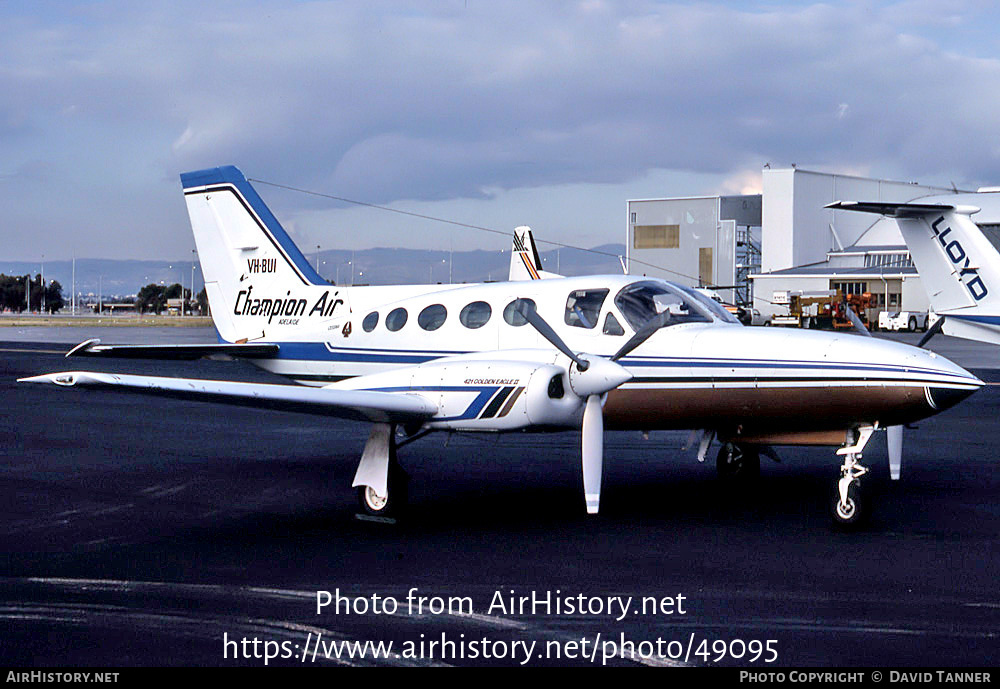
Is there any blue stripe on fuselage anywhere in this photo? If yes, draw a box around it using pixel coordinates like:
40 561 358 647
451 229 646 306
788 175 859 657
266 343 970 380
946 314 1000 326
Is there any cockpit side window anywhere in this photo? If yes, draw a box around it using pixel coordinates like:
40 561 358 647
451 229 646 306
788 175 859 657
603 312 625 336
564 289 609 329
614 281 712 331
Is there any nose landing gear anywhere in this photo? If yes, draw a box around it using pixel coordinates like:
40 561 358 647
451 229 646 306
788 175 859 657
831 426 874 529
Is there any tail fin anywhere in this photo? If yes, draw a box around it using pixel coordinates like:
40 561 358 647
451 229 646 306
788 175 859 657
828 201 1000 344
508 226 562 281
181 166 338 342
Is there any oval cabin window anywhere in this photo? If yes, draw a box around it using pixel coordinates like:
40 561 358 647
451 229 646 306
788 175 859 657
386 307 408 332
418 304 447 331
459 301 492 329
503 298 536 327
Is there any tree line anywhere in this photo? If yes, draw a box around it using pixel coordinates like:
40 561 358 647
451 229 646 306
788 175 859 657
0 274 208 315
0 274 63 313
135 283 208 315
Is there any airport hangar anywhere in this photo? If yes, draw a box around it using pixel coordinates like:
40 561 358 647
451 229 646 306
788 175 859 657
625 166 1000 324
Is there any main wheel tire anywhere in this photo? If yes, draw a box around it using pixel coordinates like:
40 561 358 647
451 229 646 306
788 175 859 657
357 464 409 518
831 483 864 529
716 443 761 481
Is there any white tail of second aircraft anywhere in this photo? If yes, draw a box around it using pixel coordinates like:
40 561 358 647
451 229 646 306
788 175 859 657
508 225 562 281
181 166 348 343
828 201 1000 344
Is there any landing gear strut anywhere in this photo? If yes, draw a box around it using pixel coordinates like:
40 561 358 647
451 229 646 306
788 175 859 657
831 426 873 529
353 423 409 519
716 443 760 481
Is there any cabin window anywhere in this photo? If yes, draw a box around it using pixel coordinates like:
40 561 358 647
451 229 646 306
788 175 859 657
564 289 609 329
503 298 536 326
386 307 408 332
362 311 379 332
418 304 447 331
603 312 625 336
460 301 492 329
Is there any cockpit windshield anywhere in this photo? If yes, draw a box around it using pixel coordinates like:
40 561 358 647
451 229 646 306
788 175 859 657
679 286 742 324
614 281 714 331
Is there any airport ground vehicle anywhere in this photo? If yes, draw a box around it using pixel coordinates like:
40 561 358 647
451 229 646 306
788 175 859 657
877 311 929 332
769 290 872 330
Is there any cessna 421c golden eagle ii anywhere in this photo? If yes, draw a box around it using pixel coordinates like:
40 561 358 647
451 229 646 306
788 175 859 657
20 166 983 528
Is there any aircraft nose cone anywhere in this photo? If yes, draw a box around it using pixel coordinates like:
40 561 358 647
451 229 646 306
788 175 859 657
926 383 981 412
901 343 983 412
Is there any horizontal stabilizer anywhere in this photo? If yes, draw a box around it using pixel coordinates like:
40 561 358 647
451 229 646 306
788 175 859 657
825 201 966 217
66 339 279 360
18 371 436 423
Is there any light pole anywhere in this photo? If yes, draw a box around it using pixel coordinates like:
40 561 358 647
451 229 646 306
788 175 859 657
192 249 199 316
337 260 351 286
316 245 321 272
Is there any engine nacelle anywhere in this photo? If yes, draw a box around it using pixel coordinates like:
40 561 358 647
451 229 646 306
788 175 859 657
407 359 584 431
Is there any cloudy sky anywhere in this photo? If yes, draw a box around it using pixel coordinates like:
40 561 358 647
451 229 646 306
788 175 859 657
3 0 1000 261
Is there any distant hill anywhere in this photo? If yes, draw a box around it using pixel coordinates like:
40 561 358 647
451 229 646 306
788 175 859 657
0 244 627 300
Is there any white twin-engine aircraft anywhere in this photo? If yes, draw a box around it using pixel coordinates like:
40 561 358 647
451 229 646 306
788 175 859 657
20 167 983 528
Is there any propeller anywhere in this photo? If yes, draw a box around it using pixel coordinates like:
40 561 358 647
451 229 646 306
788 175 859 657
840 299 905 479
887 424 903 480
516 299 666 514
611 311 672 361
918 316 945 348
842 298 871 337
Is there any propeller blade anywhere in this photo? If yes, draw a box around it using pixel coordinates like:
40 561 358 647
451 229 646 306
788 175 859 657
917 316 945 348
611 311 672 361
843 299 871 337
516 299 589 371
581 394 603 514
887 425 902 480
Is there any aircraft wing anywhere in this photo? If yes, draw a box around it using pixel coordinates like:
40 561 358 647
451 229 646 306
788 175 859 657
18 371 436 423
65 339 280 360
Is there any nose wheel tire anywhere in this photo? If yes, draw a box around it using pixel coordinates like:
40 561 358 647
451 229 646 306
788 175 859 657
831 483 865 529
716 443 760 481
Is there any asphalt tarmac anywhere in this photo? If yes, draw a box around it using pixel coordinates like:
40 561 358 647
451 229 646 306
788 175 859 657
1 334 998 667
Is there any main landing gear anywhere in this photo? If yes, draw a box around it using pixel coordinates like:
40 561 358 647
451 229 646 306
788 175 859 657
353 423 409 520
716 442 761 481
831 426 873 529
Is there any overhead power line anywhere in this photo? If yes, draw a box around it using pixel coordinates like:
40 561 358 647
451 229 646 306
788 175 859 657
247 177 700 282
